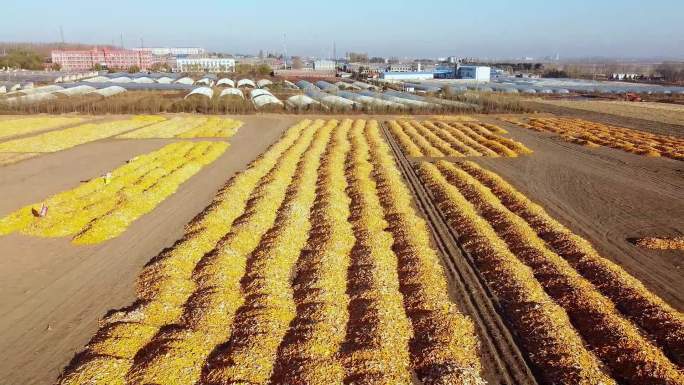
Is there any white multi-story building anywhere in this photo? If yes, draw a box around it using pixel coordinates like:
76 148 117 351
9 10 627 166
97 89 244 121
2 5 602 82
458 65 491 81
176 57 235 72
313 60 335 71
132 47 206 56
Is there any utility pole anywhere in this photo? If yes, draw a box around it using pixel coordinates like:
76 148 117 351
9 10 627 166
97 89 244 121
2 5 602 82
140 37 144 49
120 33 124 49
59 26 65 45
333 41 336 71
282 33 288 69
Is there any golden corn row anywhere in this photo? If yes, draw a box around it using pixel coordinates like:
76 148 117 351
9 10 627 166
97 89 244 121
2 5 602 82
416 162 616 385
177 117 243 139
341 119 413 384
0 142 227 244
407 119 463 156
456 160 684 368
446 122 519 157
509 117 684 160
422 120 482 156
463 122 532 154
397 119 445 157
123 120 322 385
476 121 508 135
0 116 86 140
433 121 499 156
117 116 208 139
270 120 354 385
0 115 165 153
437 161 683 385
55 120 316 385
2 142 198 237
365 122 485 384
201 120 336 385
387 119 423 157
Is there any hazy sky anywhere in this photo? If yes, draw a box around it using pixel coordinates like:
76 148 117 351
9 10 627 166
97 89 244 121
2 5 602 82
2 0 683 59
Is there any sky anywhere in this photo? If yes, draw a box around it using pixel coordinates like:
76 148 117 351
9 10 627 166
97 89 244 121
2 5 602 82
1 0 683 59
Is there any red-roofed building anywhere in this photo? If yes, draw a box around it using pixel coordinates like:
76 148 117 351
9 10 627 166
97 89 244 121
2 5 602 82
51 48 152 71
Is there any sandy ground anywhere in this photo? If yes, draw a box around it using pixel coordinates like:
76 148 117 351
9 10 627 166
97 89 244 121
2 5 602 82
0 115 299 385
478 116 684 308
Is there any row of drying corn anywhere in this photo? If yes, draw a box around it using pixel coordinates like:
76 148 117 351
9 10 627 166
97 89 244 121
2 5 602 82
0 116 87 140
437 160 683 385
177 116 243 138
364 122 485 384
56 120 315 385
456 160 684 368
388 119 531 158
419 160 684 385
503 116 683 160
0 141 227 244
418 161 618 385
0 115 165 153
118 116 242 139
341 119 414 384
270 119 355 384
202 120 336 385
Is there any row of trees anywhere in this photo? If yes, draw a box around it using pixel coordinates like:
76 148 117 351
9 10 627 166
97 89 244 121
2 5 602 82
0 48 46 70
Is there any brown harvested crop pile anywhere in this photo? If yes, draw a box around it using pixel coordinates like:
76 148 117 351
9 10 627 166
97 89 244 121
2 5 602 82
387 118 532 158
502 116 684 160
418 158 684 385
56 119 484 385
634 236 684 250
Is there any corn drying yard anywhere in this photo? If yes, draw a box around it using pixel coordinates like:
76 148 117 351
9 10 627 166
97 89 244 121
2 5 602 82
0 109 682 385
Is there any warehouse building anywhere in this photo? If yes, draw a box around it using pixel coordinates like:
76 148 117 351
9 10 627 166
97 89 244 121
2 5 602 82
313 60 336 71
380 71 434 81
51 48 152 71
132 47 205 56
458 65 491 81
176 57 235 72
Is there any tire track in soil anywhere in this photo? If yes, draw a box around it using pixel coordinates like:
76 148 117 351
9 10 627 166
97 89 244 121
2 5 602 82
380 121 539 385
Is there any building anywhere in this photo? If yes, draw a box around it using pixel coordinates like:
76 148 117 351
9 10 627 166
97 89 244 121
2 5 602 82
51 48 152 71
132 47 205 56
387 63 422 72
313 60 335 71
380 71 434 81
176 57 235 72
458 65 491 81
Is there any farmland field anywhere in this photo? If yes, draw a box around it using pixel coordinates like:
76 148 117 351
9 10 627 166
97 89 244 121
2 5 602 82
0 112 682 385
533 99 684 127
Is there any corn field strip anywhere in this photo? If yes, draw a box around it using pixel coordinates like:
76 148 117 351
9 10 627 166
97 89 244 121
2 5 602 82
57 120 315 385
0 141 228 244
455 160 684 368
380 121 539 385
0 116 88 140
116 117 242 139
387 119 532 159
0 115 166 153
57 119 484 385
435 160 683 385
418 161 618 385
502 116 684 160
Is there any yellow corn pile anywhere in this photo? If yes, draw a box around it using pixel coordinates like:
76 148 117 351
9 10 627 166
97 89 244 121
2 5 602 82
0 115 165 153
57 119 485 385
387 118 532 158
118 116 242 139
0 116 87 140
0 141 227 244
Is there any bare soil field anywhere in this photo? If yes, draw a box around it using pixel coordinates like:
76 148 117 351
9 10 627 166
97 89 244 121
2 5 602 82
0 115 298 385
